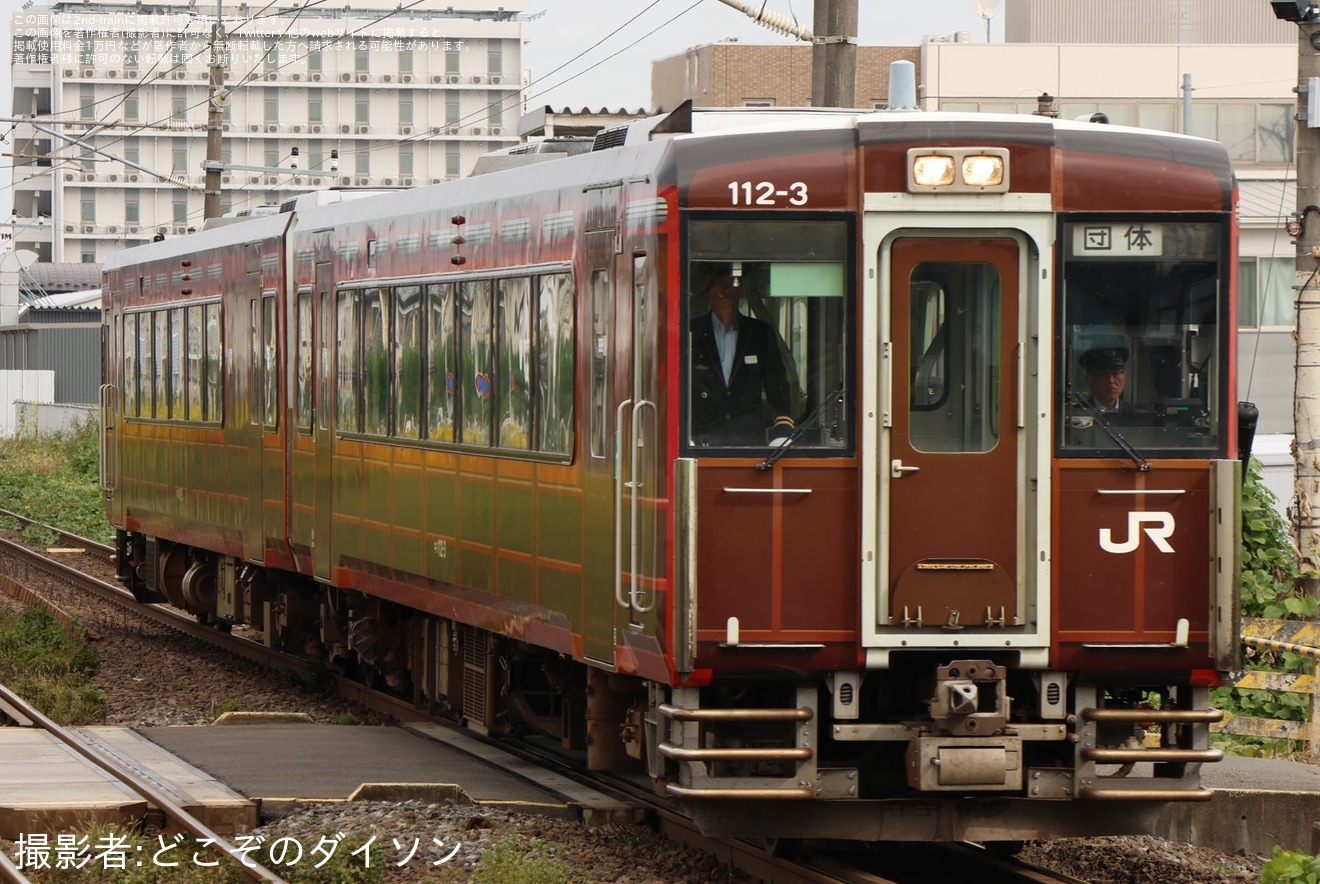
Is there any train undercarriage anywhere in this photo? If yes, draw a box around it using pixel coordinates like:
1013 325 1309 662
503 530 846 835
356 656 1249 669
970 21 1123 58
118 530 1225 842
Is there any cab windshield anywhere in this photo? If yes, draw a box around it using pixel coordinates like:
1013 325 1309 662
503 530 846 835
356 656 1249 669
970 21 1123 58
1058 218 1226 457
685 218 852 453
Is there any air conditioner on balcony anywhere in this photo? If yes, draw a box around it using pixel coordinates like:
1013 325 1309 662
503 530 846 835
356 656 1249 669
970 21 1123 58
222 175 231 184
471 75 483 83
222 123 231 131
64 224 74 232
430 178 442 185
108 70 117 78
401 74 413 83
108 225 118 233
200 72 209 80
401 177 413 187
128 225 139 233
341 176 352 186
267 72 280 81
357 73 368 82
63 69 75 77
251 175 262 183
310 73 322 81
340 124 352 133
472 127 482 135
341 73 352 82
126 69 138 78
382 74 392 82
356 177 369 186
83 69 94 78
356 125 369 134
249 124 260 132
291 73 301 81
84 173 94 181
447 127 459 135
432 75 443 83
400 126 412 135
383 178 394 186
292 124 302 133
448 74 460 84
128 173 139 182
173 70 186 79
266 176 279 185
108 174 118 181
491 76 502 84
490 127 501 135
266 124 278 132
82 224 94 233
174 226 187 235
63 173 74 181
310 124 322 133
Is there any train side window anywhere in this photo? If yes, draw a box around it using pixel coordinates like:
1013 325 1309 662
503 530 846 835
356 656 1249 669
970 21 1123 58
426 282 457 442
249 300 259 426
186 305 203 422
336 290 360 433
498 276 532 450
589 269 609 458
459 278 493 446
394 285 422 440
138 311 153 419
362 287 389 436
295 289 313 432
123 314 138 418
537 272 574 455
205 303 222 423
155 310 169 420
170 307 184 420
262 293 278 430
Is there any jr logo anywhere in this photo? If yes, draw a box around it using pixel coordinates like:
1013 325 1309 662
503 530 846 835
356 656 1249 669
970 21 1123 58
1099 511 1176 554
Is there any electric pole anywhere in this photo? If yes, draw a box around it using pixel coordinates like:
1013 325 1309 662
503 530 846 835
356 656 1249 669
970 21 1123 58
811 0 858 108
203 2 227 220
1275 1 1320 574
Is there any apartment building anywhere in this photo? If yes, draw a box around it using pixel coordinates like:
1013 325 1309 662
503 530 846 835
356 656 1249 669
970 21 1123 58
9 0 525 263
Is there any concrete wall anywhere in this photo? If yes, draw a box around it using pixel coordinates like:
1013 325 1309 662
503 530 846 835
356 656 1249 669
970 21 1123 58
0 370 54 437
13 401 95 437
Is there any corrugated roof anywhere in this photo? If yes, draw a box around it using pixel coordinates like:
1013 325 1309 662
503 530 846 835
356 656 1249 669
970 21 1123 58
1239 179 1293 224
23 263 102 294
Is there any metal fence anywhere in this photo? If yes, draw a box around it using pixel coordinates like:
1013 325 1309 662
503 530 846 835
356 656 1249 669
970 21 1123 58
1213 617 1320 757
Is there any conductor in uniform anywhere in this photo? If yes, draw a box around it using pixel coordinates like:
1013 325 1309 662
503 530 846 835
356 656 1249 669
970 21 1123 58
1081 346 1133 416
689 265 796 446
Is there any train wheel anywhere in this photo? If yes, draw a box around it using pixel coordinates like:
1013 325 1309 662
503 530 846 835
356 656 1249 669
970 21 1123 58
984 840 1025 858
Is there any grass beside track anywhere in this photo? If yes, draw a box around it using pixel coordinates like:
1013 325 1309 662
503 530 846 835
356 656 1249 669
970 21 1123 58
0 608 104 725
0 418 113 547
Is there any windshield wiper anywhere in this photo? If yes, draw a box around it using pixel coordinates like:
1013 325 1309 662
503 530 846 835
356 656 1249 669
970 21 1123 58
756 386 844 471
1069 391 1151 472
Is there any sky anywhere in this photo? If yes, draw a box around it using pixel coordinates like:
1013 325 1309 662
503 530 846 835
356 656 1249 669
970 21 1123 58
519 0 1002 110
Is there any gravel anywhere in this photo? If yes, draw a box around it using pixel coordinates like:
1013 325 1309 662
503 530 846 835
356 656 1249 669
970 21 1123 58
0 534 1276 882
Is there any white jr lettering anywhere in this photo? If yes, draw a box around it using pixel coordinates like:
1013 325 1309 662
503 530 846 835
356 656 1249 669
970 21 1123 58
1099 511 1175 554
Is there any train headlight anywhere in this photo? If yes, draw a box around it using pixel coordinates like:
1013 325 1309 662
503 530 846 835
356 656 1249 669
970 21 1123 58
961 154 1005 187
907 148 1010 193
912 155 956 187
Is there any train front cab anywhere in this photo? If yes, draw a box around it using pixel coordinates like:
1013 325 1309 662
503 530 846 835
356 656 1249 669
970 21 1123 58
657 125 1238 843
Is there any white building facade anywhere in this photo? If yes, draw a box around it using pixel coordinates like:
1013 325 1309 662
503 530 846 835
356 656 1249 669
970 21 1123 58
10 0 525 264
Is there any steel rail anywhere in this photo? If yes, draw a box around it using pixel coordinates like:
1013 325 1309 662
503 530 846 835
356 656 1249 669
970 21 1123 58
0 507 115 558
0 683 286 883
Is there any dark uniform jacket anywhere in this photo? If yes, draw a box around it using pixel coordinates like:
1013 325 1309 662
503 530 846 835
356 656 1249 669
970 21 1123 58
690 311 793 445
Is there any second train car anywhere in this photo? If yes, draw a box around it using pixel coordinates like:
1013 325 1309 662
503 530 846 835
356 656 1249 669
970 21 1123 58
101 101 1240 843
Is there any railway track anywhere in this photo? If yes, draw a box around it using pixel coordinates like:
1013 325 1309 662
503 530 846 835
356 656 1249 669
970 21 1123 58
0 517 1088 884
0 683 286 883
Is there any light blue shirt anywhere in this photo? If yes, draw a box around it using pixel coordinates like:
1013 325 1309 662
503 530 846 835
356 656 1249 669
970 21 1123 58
710 312 738 385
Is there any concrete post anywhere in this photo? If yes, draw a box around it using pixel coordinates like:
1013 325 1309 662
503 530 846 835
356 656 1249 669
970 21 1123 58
1295 21 1320 574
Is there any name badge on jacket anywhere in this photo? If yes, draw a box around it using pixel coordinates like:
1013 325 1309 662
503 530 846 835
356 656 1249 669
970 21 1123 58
744 354 758 365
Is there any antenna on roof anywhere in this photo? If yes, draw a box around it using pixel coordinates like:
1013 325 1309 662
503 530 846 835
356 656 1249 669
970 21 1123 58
973 0 1001 42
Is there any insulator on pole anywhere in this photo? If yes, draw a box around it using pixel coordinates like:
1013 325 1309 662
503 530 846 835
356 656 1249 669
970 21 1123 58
713 0 814 42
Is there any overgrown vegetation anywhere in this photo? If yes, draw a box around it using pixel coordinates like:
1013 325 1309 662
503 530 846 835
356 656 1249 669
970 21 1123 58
1263 845 1320 883
0 608 104 725
0 417 113 545
454 836 578 884
1210 457 1316 757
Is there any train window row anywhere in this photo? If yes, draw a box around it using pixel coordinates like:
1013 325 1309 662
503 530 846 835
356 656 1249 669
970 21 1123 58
120 302 223 423
323 269 575 455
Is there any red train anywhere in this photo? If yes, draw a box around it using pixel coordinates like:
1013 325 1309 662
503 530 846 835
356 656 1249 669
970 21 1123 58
101 101 1240 845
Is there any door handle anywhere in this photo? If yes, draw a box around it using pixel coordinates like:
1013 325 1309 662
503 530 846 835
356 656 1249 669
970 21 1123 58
891 459 920 478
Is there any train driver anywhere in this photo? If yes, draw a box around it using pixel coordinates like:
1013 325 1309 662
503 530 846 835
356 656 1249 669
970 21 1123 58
1080 346 1134 417
689 264 796 446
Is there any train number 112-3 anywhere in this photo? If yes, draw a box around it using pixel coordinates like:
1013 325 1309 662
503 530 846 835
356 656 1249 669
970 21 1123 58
727 180 809 206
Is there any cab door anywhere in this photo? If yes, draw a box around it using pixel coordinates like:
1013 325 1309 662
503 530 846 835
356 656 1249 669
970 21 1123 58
885 238 1021 629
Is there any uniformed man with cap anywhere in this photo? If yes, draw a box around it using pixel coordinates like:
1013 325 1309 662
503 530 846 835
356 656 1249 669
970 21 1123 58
1081 346 1132 415
689 264 795 446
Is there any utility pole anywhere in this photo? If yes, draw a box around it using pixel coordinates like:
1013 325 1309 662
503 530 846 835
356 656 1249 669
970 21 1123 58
1273 1 1320 573
203 1 227 220
810 0 858 108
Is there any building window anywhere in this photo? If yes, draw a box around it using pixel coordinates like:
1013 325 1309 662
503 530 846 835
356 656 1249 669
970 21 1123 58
446 150 460 177
1239 256 1295 328
308 47 322 72
125 96 138 120
125 141 139 166
308 94 322 123
356 150 370 176
79 39 94 66
446 100 460 126
488 102 502 127
399 146 413 176
487 47 502 75
126 194 140 224
742 98 775 107
356 98 369 124
264 89 278 123
80 149 94 171
445 49 460 74
265 40 278 71
124 41 138 68
355 48 369 73
264 149 279 170
399 98 413 126
172 96 186 121
80 86 94 120
173 194 187 224
81 199 95 222
172 148 186 175
399 49 413 73
82 252 96 264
